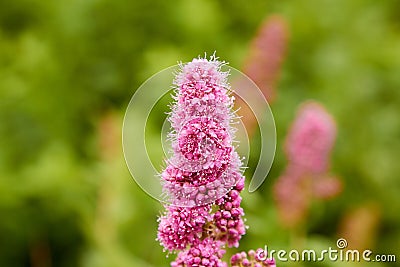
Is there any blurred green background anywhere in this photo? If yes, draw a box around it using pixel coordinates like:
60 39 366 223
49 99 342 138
1 0 399 266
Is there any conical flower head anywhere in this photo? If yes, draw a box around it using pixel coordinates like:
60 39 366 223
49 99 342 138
162 56 243 207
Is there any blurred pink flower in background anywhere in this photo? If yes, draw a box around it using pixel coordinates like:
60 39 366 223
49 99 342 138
284 102 337 174
243 15 289 103
237 15 289 136
274 101 342 228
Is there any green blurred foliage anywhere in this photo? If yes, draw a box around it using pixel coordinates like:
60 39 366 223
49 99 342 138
0 0 399 266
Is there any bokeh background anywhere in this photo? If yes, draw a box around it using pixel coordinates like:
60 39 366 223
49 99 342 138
1 0 399 266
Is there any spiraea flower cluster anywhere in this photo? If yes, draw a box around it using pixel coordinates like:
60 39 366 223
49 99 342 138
231 249 276 267
161 56 242 208
172 238 227 267
274 101 342 227
157 55 274 266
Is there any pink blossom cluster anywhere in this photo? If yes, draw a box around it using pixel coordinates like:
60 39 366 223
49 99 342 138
172 238 227 267
157 205 211 251
162 56 243 207
231 249 276 267
211 177 246 248
157 56 275 266
274 101 342 227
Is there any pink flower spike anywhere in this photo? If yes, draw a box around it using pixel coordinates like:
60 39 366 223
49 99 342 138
243 15 289 103
285 101 337 173
274 100 342 228
157 54 275 266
